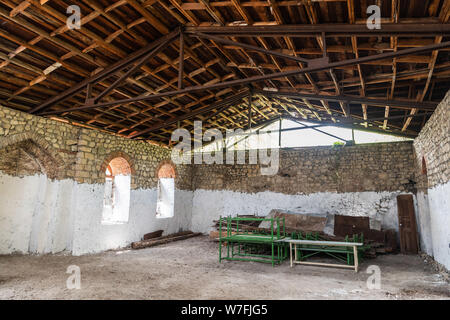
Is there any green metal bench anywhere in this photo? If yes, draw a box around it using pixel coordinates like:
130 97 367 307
218 216 289 266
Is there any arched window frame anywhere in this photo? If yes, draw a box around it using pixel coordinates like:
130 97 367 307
101 154 133 225
155 160 176 219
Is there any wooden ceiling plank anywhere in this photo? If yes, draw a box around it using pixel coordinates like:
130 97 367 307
198 0 225 25
1 0 449 139
125 0 169 34
384 0 400 130
304 3 335 120
402 0 450 132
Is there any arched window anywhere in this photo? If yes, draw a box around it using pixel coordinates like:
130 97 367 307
156 162 176 219
102 157 131 224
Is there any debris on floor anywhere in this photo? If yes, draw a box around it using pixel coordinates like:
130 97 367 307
131 231 201 249
143 230 163 240
334 215 398 257
211 215 263 240
421 253 450 282
260 209 327 233
1 237 448 300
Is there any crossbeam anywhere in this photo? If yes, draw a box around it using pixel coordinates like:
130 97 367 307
128 90 249 138
289 118 348 142
38 40 450 116
192 32 311 64
93 35 174 103
29 29 180 114
185 23 450 37
257 90 437 111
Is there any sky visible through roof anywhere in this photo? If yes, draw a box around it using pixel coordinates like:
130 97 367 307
199 119 411 152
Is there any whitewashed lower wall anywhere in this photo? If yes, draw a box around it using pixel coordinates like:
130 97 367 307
71 184 193 255
2 172 445 264
0 173 75 254
415 191 434 256
0 172 193 255
191 189 407 234
427 181 450 270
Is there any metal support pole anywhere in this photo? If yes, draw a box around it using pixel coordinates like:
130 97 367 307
290 118 348 142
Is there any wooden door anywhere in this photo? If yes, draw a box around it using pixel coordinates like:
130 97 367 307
397 195 419 254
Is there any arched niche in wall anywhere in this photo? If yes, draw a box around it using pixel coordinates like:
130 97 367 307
0 132 64 179
0 133 65 254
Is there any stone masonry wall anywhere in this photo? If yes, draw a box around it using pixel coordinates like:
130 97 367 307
0 105 193 255
0 105 192 190
0 99 445 259
0 104 417 201
414 90 450 189
413 90 450 270
192 142 416 195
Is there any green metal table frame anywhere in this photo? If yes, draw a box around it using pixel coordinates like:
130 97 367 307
218 216 289 266
218 218 369 270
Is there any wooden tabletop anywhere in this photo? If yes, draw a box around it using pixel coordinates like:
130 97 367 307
283 239 363 246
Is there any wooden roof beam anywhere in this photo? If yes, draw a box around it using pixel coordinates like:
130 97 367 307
39 39 450 115
402 0 450 132
384 0 400 130
185 23 450 37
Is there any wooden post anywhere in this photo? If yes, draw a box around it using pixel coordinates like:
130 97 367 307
247 90 252 130
85 83 92 104
294 243 297 262
353 245 359 272
178 30 184 89
278 117 282 147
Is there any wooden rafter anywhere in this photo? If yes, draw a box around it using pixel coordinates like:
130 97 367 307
0 0 448 144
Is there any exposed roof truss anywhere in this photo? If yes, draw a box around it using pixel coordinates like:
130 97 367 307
0 0 449 145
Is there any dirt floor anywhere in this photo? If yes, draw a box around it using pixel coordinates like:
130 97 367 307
0 236 448 300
